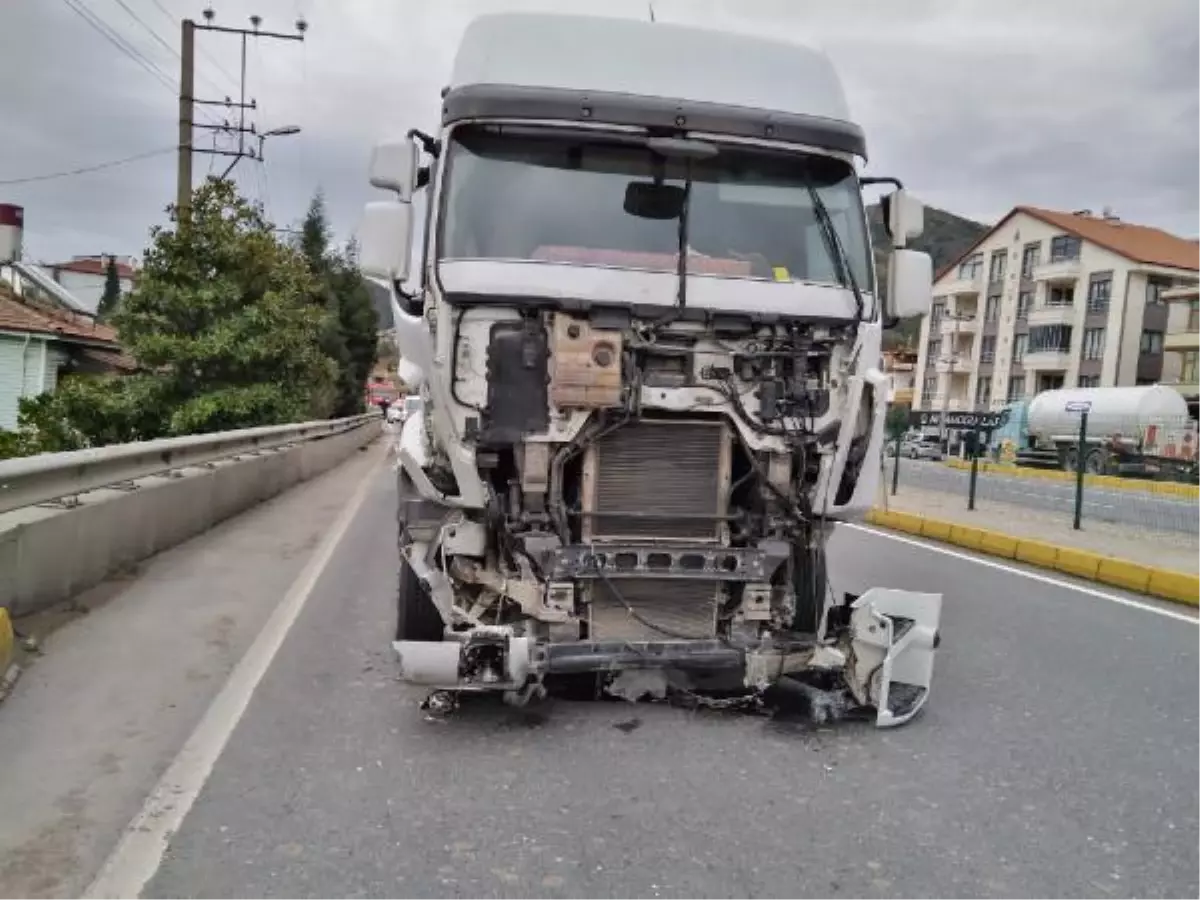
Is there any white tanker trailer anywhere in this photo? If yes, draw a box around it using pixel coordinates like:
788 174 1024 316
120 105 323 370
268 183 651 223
1013 386 1198 480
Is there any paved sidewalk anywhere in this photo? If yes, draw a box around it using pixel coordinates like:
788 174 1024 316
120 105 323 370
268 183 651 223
878 484 1199 575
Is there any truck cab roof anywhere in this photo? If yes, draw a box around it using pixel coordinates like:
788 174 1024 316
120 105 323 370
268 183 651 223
446 13 865 159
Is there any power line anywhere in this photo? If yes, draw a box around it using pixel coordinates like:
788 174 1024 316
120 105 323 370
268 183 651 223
122 0 241 93
60 0 176 94
0 147 175 186
60 0 220 125
108 0 180 63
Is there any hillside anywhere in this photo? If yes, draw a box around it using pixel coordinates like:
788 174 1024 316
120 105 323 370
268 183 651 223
867 203 990 349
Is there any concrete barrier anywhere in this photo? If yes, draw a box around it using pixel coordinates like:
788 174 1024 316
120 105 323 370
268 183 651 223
865 506 1199 608
0 420 380 618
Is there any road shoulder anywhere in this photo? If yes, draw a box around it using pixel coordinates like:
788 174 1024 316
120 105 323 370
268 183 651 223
0 441 385 899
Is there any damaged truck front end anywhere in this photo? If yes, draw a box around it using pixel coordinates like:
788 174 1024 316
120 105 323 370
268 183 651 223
359 13 942 727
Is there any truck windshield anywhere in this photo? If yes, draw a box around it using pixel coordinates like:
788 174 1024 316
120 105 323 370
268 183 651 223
439 126 872 289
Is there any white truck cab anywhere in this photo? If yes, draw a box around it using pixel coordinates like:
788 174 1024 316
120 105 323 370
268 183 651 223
359 13 942 725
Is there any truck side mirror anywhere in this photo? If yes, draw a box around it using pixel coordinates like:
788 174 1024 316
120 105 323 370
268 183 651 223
369 138 419 201
887 248 933 319
358 200 413 283
881 189 924 248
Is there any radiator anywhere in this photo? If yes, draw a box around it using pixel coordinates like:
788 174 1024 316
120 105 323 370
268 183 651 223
582 419 730 542
590 579 720 641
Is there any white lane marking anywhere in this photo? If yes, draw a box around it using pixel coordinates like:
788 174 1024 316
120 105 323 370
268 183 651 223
842 523 1198 625
85 449 384 899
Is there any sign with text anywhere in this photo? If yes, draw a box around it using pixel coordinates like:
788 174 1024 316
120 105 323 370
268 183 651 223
909 409 1010 430
1065 401 1092 413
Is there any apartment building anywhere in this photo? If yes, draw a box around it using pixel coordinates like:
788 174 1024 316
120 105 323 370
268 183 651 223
1161 284 1199 410
913 206 1200 413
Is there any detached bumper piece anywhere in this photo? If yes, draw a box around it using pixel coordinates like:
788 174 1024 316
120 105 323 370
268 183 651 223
393 587 943 728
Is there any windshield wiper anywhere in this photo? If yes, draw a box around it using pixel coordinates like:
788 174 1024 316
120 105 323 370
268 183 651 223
804 178 866 323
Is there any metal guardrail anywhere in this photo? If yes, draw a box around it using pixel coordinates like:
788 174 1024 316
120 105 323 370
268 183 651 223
0 413 380 515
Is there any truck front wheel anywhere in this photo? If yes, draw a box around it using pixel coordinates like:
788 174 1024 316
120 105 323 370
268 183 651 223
396 558 445 642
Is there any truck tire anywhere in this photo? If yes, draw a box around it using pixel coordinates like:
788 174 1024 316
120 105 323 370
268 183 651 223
395 469 444 643
792 543 827 635
396 558 445 642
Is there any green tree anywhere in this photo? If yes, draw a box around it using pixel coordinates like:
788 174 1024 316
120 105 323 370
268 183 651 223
97 255 122 320
5 178 338 458
886 402 912 440
297 192 379 417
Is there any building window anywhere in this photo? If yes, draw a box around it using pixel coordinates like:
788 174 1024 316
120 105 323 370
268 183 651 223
1016 290 1033 319
984 296 1000 323
1039 374 1066 391
1081 327 1106 360
988 250 1007 283
1182 351 1199 384
980 335 996 363
1049 234 1081 262
1087 273 1112 313
923 375 937 399
1028 324 1072 353
976 376 992 407
926 339 941 369
957 253 983 280
1013 333 1028 362
1007 376 1026 401
1146 277 1174 305
1077 375 1101 388
1189 300 1200 332
1046 285 1074 307
1020 242 1041 278
930 300 946 326
1139 330 1164 354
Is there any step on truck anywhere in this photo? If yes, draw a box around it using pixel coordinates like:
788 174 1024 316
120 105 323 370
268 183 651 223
357 12 943 725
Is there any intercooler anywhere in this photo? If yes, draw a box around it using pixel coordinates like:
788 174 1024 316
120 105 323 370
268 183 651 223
582 419 731 542
581 419 731 640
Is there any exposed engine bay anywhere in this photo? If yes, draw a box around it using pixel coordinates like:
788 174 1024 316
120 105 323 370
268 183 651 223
391 302 941 727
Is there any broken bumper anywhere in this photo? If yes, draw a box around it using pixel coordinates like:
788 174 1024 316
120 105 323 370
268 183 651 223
393 587 942 728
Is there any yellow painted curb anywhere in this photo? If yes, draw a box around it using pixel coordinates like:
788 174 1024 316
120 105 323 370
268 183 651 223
943 458 1199 499
868 506 1199 608
0 608 12 676
977 529 1019 559
1147 570 1200 607
1015 539 1060 568
948 524 986 551
1096 558 1153 594
1055 547 1104 580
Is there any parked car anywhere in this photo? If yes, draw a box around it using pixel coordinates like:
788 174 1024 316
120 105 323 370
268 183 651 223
899 435 945 460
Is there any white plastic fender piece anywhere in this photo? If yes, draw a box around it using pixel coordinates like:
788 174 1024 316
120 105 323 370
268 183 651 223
846 588 942 727
393 633 533 689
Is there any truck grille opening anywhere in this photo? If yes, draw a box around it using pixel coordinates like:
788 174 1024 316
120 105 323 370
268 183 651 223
590 579 720 641
583 419 730 542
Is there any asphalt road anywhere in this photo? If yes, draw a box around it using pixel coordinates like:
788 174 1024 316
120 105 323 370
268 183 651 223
888 458 1199 535
115 460 1196 899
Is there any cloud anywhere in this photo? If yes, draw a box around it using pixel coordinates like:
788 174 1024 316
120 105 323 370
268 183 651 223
2 0 1196 264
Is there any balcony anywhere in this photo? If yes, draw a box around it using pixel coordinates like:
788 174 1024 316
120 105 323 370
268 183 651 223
1164 329 1199 352
934 356 972 375
939 314 978 337
1033 257 1082 283
939 271 982 297
1022 349 1072 370
1028 303 1076 326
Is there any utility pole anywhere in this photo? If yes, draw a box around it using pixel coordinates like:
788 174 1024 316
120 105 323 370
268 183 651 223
177 18 195 222
175 7 306 221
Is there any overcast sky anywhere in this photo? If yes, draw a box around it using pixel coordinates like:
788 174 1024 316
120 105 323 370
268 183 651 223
2 0 1197 264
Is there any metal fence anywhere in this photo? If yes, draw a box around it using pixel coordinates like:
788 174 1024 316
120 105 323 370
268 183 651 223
0 413 380 515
